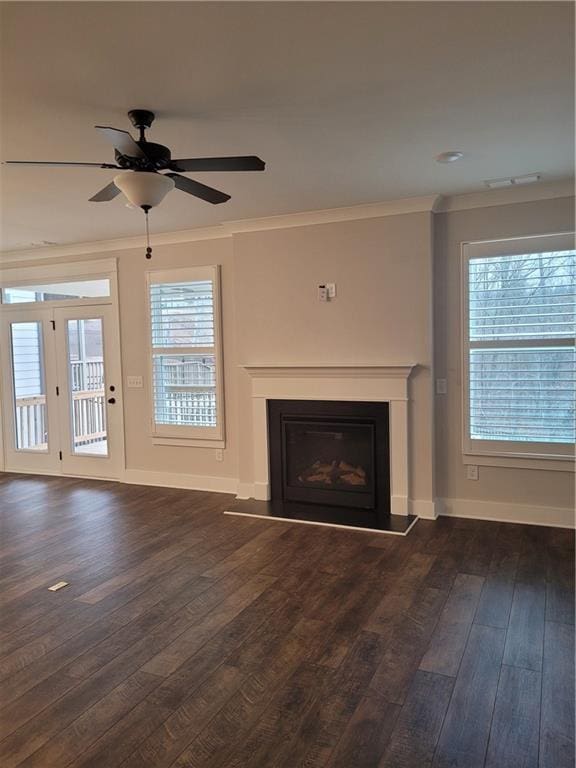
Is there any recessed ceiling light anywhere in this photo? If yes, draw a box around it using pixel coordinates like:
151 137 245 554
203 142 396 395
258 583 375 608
436 151 464 164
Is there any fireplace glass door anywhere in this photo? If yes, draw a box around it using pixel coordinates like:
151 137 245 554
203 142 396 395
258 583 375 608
282 418 376 508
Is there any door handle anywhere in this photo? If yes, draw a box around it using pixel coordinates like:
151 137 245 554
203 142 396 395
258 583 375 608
107 397 116 404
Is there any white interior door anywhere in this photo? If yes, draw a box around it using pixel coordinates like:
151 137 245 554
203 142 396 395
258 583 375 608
0 309 61 473
54 305 124 479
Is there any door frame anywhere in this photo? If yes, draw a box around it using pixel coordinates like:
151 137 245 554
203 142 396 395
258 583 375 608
0 258 125 480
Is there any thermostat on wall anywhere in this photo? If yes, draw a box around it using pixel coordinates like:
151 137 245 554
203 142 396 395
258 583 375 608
318 283 336 302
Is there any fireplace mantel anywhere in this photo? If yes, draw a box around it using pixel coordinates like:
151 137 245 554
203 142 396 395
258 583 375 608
240 363 418 516
241 363 416 379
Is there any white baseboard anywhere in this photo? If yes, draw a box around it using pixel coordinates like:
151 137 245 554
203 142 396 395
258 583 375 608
412 498 441 520
390 495 409 516
253 482 270 501
4 466 571 528
123 469 238 495
236 482 255 500
440 497 575 529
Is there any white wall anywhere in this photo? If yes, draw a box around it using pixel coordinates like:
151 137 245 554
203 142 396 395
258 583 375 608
232 212 435 508
1 193 573 525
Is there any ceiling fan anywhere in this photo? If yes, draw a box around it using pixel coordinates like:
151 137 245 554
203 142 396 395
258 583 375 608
5 109 266 209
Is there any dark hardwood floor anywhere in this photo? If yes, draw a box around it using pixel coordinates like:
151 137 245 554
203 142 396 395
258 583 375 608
0 472 573 768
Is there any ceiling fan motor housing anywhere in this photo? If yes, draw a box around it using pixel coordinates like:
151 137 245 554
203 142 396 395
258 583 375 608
115 142 172 170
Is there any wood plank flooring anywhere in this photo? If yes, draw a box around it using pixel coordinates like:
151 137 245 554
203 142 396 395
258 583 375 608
0 473 573 768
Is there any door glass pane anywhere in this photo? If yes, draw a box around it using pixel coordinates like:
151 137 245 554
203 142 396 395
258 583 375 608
67 318 108 456
10 322 48 451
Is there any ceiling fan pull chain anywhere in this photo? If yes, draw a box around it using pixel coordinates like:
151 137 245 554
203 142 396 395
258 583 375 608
144 206 152 259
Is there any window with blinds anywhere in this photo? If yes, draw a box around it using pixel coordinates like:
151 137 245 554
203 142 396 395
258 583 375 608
463 236 575 459
147 266 224 441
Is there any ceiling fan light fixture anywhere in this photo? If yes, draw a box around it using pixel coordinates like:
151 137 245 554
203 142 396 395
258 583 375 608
113 171 174 209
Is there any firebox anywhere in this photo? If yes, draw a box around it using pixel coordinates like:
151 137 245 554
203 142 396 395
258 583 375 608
268 400 390 524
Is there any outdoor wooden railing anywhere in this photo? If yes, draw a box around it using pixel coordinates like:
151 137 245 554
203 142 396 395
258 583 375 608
14 395 47 450
71 391 106 445
15 389 106 450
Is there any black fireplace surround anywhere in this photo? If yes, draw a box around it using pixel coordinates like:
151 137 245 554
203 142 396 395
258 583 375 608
268 399 391 527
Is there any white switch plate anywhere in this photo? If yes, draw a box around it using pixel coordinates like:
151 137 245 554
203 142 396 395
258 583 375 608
436 378 447 395
127 376 143 389
326 283 336 298
215 449 224 462
466 464 479 481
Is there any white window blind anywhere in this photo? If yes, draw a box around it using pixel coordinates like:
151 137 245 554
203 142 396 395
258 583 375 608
463 234 575 460
147 266 224 441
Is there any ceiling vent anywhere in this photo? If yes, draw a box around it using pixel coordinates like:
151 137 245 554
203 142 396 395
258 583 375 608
484 173 541 189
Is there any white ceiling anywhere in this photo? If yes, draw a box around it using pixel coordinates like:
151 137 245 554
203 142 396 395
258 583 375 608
0 1 573 251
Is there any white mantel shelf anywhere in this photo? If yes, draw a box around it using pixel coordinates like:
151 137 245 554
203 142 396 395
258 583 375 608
239 362 418 517
241 363 417 379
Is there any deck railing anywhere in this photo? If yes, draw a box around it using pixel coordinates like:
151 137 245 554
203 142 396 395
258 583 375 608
71 391 106 446
15 389 106 450
14 396 48 450
70 360 105 392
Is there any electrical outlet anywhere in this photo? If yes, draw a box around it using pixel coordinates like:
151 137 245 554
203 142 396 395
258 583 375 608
318 285 328 302
436 378 447 395
466 464 479 481
215 449 224 462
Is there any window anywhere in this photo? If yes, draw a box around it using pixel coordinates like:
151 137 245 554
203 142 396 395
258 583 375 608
463 233 575 461
1 279 110 304
147 266 224 442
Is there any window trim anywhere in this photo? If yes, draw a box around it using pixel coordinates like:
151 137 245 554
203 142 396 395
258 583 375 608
461 232 575 466
145 265 225 444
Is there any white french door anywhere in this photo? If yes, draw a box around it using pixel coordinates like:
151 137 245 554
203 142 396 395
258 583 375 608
1 304 124 479
0 309 61 474
54 305 123 478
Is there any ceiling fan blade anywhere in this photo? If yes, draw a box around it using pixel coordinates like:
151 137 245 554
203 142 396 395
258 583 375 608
89 181 122 203
95 126 146 159
170 156 265 172
4 161 120 168
166 173 231 204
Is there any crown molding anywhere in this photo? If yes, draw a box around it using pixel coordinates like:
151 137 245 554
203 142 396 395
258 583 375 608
0 195 439 264
1 182 572 264
0 225 231 264
225 195 439 233
437 179 574 213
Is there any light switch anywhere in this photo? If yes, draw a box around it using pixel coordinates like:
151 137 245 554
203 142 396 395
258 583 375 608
326 283 336 299
127 376 143 389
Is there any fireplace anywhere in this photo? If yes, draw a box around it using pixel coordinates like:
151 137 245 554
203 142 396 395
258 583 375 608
268 400 390 525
